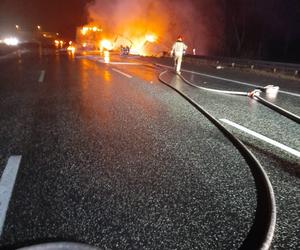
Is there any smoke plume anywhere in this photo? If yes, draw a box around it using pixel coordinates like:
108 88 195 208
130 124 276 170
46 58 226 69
87 0 223 55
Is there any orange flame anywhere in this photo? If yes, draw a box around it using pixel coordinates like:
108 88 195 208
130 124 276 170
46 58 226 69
100 39 113 52
80 14 165 55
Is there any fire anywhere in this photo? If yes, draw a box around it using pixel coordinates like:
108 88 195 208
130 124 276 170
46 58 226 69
81 26 102 35
128 34 157 55
87 0 218 56
110 33 158 55
77 21 163 56
100 39 113 52
86 0 176 56
145 34 157 43
81 27 89 35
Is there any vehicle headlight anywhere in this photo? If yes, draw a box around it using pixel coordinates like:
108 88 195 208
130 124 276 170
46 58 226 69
3 37 19 46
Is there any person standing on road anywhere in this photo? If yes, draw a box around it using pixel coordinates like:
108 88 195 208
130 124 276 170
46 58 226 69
171 35 188 74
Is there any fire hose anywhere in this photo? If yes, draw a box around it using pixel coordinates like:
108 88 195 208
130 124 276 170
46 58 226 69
158 70 276 250
251 92 300 124
156 64 300 124
179 71 300 123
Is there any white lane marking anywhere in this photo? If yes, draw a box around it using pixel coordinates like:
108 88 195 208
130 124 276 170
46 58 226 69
108 62 143 65
38 70 46 83
279 90 300 97
112 68 133 78
97 59 143 66
0 155 22 236
220 118 300 158
76 56 143 66
156 63 300 98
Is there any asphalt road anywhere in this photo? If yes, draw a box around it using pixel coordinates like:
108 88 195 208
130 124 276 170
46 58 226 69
0 51 299 250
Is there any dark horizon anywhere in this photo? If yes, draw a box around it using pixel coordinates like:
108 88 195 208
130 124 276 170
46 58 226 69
220 0 300 63
0 0 300 63
0 0 93 38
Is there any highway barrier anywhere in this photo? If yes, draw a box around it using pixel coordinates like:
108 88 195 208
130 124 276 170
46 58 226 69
184 55 300 79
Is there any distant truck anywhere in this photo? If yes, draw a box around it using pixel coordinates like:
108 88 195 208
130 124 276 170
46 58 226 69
76 26 102 51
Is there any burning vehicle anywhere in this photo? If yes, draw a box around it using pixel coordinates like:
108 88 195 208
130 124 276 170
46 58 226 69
75 23 167 56
76 25 103 51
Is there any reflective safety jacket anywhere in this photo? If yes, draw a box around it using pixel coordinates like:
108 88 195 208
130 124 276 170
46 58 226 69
171 41 188 57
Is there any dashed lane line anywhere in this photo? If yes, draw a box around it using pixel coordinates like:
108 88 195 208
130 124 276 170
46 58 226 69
220 118 300 158
0 155 22 237
107 62 143 65
112 68 133 78
38 70 46 83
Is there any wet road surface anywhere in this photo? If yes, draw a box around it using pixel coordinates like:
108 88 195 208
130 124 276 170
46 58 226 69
0 52 299 249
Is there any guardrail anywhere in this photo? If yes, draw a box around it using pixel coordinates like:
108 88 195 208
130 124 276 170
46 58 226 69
184 55 300 79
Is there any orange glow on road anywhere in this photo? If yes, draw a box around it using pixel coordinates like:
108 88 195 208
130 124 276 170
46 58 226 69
104 51 110 63
67 46 76 53
103 70 111 82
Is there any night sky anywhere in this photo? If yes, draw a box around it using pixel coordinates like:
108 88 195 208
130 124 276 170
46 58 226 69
0 0 93 37
0 0 300 63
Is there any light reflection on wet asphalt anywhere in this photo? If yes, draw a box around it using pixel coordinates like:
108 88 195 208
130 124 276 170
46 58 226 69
0 53 299 250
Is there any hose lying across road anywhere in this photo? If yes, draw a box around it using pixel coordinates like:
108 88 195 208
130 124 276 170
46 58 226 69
177 70 249 96
180 71 300 123
158 70 276 250
253 94 300 124
155 63 300 124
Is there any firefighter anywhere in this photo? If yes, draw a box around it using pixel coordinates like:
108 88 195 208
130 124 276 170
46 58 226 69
171 35 188 74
